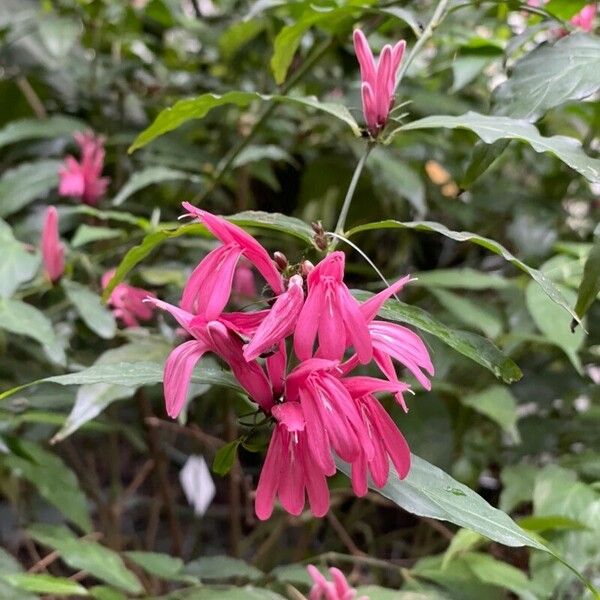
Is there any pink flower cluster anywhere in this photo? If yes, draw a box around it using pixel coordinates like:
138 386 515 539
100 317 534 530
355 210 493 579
307 565 368 600
353 29 405 137
59 132 109 205
149 202 433 520
102 269 156 328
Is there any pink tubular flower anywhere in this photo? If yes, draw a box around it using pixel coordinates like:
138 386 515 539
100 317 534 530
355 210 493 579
231 258 257 304
307 565 368 600
102 270 155 328
181 202 283 318
243 275 304 362
255 403 329 520
571 4 596 30
145 297 273 417
41 206 65 283
59 132 109 205
353 28 406 137
294 252 371 364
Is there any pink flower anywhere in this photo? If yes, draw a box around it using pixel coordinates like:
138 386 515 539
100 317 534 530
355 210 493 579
294 252 371 364
307 565 368 600
145 298 273 417
58 132 109 205
243 275 304 362
40 206 65 283
353 29 406 137
181 203 283 318
255 402 329 520
231 259 257 304
571 4 596 30
342 377 412 496
102 270 155 328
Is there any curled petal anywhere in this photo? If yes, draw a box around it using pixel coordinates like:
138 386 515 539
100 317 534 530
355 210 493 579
359 274 412 322
353 28 376 85
255 425 285 520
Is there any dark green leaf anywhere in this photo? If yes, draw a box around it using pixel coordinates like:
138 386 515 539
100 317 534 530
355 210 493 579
572 239 600 330
212 440 240 476
184 555 263 582
0 115 83 150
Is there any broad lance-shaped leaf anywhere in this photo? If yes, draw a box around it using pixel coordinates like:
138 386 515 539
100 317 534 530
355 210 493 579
62 280 116 339
0 115 84 150
352 290 522 383
112 166 204 206
0 220 39 299
493 33 600 121
398 112 600 184
572 239 600 331
336 456 600 597
102 212 314 300
129 91 360 152
347 219 581 324
0 574 88 596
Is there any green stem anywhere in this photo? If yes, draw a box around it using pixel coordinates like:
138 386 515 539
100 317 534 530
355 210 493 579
333 143 373 239
395 0 450 90
194 37 334 203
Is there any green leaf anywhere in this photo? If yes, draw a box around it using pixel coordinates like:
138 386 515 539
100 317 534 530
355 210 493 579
525 280 584 373
128 92 359 152
0 574 88 596
0 221 40 299
379 6 423 38
102 212 313 301
71 225 124 248
493 33 600 120
460 140 510 188
212 440 240 476
572 239 600 330
62 280 116 339
124 551 193 582
518 515 588 533
442 529 484 568
112 166 203 206
461 385 520 442
184 555 263 582
219 19 265 61
89 587 127 600
64 205 150 229
151 585 285 599
0 298 66 365
499 464 537 513
0 115 84 150
38 15 81 58
544 0 589 20
337 454 543 547
352 291 522 383
347 219 581 325
28 524 143 594
429 288 503 339
0 160 61 218
399 112 600 183
2 438 91 532
414 268 511 290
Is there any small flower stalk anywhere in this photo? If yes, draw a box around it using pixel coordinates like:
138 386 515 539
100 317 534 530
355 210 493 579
41 206 65 283
353 29 406 138
152 203 434 520
59 131 109 205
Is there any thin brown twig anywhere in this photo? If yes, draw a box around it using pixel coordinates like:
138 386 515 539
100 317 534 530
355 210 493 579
144 417 224 449
326 512 366 557
16 76 47 119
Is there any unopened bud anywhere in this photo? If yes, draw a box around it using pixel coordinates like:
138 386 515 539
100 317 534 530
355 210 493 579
301 260 314 277
273 251 288 271
311 221 328 250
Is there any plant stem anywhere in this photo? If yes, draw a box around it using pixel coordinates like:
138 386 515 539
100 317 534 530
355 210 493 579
333 143 373 240
194 37 334 203
395 0 450 90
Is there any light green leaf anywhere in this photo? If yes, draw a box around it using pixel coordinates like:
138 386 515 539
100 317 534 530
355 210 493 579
352 290 522 383
461 385 519 442
0 298 66 365
219 19 265 61
151 585 285 599
129 92 360 152
184 555 263 582
493 33 600 120
347 219 581 324
518 515 588 533
2 438 91 532
62 280 116 339
379 6 423 38
0 160 61 218
124 551 194 582
89 587 127 600
544 0 589 20
112 166 202 206
38 15 81 58
429 288 503 339
337 454 543 548
102 212 313 301
572 239 600 329
399 112 600 183
1 574 87 596
442 529 484 568
499 464 537 513
28 524 143 594
0 115 83 150
71 225 124 248
0 221 40 298
525 280 584 373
